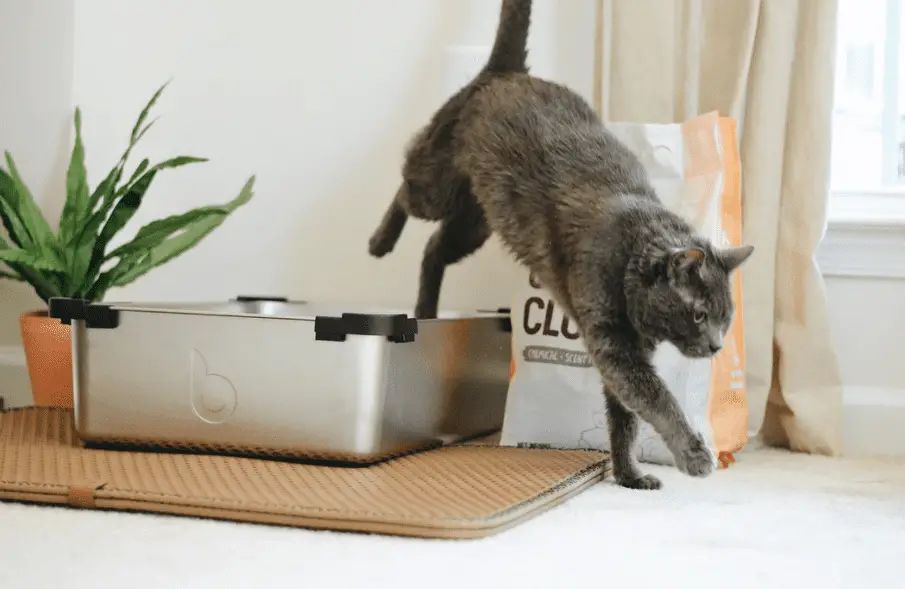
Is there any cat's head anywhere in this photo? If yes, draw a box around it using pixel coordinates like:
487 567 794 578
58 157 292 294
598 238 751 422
629 242 754 358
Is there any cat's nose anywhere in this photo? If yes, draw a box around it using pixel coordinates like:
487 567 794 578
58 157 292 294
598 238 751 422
708 329 725 354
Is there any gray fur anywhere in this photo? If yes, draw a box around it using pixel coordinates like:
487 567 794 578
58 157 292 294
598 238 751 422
368 0 754 489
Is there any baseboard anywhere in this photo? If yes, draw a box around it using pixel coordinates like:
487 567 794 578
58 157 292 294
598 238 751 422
0 344 26 367
747 387 905 457
1 345 902 456
0 345 31 408
842 386 905 457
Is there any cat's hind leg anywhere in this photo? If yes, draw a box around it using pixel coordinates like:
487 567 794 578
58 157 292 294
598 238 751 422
368 183 409 258
415 202 490 319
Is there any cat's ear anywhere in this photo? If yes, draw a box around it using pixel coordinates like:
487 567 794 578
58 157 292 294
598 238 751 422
719 244 754 272
668 247 706 277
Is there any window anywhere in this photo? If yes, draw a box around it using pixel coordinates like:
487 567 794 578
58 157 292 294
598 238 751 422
827 0 905 275
831 0 905 193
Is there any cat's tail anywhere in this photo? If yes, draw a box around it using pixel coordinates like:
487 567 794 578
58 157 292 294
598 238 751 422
483 0 533 74
368 184 409 258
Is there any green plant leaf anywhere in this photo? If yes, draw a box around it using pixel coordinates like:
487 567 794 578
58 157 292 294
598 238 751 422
105 205 229 261
0 169 34 249
58 107 90 247
124 158 151 188
89 175 255 299
65 182 125 296
155 155 208 169
0 270 23 281
85 83 167 216
71 155 207 296
113 176 254 284
0 240 22 282
71 169 157 294
3 263 58 302
0 247 64 272
3 152 57 254
72 154 155 294
86 141 142 216
86 166 121 218
76 157 150 251
131 80 170 144
93 156 206 257
0 236 59 302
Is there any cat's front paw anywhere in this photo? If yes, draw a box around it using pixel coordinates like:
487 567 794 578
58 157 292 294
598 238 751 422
673 433 717 478
615 473 662 490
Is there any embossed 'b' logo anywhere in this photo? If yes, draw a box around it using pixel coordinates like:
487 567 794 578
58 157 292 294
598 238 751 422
190 349 238 424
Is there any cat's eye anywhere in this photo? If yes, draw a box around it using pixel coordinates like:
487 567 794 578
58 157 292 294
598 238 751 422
693 311 706 324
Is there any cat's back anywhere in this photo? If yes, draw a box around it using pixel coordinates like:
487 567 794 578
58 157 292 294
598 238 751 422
455 74 654 202
402 77 486 165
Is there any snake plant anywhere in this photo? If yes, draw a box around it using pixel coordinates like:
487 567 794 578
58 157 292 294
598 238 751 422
0 81 254 303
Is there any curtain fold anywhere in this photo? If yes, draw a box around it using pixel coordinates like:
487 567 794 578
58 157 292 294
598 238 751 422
593 0 844 455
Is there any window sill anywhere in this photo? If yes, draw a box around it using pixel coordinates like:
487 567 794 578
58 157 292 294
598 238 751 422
827 189 905 229
818 190 905 279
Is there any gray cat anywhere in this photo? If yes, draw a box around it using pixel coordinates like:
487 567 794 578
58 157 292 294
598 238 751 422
368 0 754 490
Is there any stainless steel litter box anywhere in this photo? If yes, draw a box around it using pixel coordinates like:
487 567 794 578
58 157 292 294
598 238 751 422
49 296 512 464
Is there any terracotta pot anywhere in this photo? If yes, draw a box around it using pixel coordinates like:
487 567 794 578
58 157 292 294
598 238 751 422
19 310 74 409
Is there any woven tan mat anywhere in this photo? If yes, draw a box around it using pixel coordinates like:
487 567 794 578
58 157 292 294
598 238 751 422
0 407 610 539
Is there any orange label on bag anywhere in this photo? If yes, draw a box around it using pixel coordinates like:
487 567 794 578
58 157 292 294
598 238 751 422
710 117 748 457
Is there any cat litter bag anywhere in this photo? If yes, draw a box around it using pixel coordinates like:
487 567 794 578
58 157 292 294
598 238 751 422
499 112 749 468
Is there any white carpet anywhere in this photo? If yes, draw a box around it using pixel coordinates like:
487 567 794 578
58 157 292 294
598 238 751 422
2 445 904 589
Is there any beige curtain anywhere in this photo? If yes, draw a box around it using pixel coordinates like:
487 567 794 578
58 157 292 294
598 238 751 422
593 0 844 455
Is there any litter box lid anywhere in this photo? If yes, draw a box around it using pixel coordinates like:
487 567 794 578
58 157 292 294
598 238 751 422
47 296 509 340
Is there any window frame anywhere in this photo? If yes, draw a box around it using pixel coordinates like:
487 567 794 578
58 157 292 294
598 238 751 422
829 0 905 231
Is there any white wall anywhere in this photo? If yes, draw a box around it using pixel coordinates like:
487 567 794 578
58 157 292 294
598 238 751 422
0 0 595 403
1 1 902 457
67 0 595 311
0 0 594 336
0 0 74 346
826 277 905 391
823 272 905 456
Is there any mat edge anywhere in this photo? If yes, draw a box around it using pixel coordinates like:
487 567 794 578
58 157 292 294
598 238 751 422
1 407 614 539
0 458 609 527
0 465 607 540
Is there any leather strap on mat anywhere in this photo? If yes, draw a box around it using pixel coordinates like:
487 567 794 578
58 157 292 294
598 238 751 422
0 407 610 539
